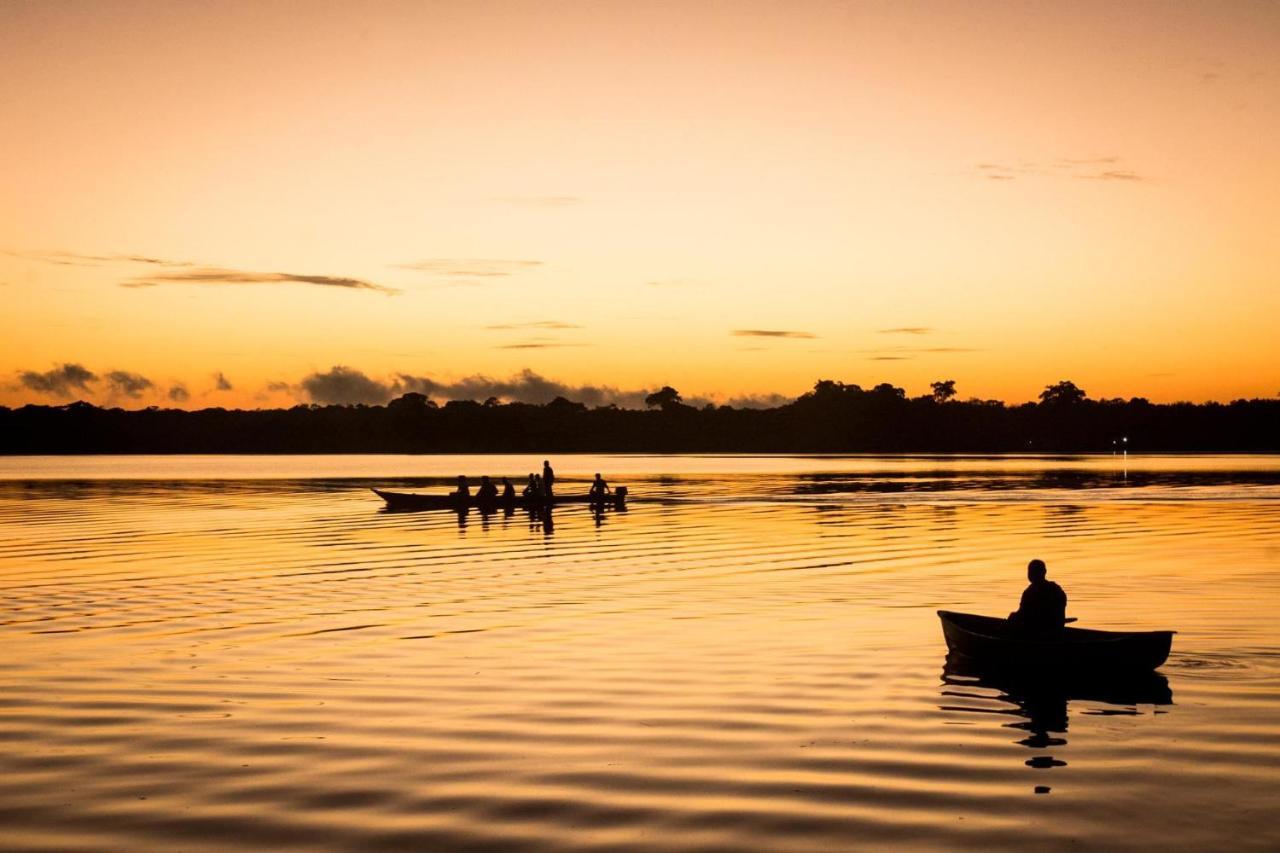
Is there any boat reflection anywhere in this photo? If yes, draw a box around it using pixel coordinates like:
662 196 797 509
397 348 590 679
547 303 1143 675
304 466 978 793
939 654 1172 789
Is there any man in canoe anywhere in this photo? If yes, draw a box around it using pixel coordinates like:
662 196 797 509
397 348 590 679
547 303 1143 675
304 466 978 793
589 473 611 499
501 477 516 501
451 475 470 500
1008 559 1067 633
475 475 498 503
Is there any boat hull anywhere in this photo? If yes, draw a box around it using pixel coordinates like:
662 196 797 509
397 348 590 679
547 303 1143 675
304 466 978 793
938 610 1173 672
372 488 626 513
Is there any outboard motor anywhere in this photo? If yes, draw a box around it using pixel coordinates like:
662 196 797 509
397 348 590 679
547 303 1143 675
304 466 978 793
615 485 628 506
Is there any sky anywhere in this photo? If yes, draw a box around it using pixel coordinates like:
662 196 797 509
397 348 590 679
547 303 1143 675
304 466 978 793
2 0 1278 409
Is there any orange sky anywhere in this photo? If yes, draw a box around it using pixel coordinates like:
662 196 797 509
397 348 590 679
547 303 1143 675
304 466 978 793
3 0 1278 409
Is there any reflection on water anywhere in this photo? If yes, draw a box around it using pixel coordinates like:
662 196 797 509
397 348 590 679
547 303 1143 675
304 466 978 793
940 655 1174 791
0 455 1278 851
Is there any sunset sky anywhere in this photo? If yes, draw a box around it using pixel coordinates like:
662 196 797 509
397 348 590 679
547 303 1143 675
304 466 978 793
3 0 1278 409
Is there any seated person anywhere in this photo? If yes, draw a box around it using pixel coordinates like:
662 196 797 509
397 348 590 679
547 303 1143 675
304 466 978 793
452 475 470 499
476 475 498 502
589 473 611 498
1008 559 1067 633
501 477 516 501
523 474 540 498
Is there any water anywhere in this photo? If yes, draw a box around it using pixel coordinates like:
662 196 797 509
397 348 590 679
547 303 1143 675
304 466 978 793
1 454 1278 851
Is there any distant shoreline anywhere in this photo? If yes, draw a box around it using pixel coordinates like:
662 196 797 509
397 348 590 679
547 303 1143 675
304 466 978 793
3 385 1277 454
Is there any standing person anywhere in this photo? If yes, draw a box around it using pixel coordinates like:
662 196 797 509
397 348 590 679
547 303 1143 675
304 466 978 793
542 460 556 498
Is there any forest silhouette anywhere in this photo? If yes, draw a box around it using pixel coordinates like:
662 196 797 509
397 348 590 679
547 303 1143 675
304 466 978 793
2 380 1276 454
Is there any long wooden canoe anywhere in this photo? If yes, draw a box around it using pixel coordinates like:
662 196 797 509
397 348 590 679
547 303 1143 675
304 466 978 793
938 610 1174 672
372 486 627 512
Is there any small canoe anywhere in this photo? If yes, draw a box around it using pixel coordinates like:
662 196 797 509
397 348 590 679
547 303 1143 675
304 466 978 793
938 610 1174 672
372 486 627 513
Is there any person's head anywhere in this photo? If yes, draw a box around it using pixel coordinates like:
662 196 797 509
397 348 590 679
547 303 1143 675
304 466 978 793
594 473 602 480
481 475 491 483
1027 559 1047 582
543 460 550 467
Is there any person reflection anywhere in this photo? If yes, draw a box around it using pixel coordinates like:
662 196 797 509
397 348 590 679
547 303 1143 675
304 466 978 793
939 656 1172 785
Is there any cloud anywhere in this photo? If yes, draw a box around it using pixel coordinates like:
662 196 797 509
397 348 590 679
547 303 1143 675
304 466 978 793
168 384 190 402
18 363 98 396
730 329 818 339
5 250 191 268
394 259 542 278
976 158 1145 183
104 370 153 398
389 368 652 409
213 371 233 391
492 196 582 207
299 366 393 406
484 320 582 330
496 342 588 349
281 366 801 411
1080 170 1144 182
124 267 397 294
869 356 913 361
878 327 933 335
861 345 980 356
723 392 794 409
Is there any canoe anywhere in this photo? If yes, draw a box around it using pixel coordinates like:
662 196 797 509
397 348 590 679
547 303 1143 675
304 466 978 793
938 610 1174 672
372 486 627 512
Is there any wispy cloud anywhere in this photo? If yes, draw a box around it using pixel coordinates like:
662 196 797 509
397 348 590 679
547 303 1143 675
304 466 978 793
5 250 191 268
976 157 1147 183
7 251 395 295
18 363 98 396
878 327 933 335
869 355 913 361
168 384 190 403
496 342 588 350
492 196 582 207
213 371 233 391
484 320 582 330
730 329 818 339
394 259 542 277
1080 170 1143 182
124 267 397 294
862 345 981 356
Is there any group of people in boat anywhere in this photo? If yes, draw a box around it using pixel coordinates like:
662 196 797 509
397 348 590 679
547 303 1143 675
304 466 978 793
448 460 613 504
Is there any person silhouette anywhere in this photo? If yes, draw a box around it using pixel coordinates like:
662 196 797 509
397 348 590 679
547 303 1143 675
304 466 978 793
1008 559 1067 634
523 473 539 498
501 477 515 501
452 475 470 499
542 460 555 498
589 473 611 499
476 475 498 503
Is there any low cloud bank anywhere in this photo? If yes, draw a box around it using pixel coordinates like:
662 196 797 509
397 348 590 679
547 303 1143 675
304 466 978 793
297 366 791 410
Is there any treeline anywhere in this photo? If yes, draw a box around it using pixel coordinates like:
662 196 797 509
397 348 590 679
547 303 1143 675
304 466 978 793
1 380 1277 454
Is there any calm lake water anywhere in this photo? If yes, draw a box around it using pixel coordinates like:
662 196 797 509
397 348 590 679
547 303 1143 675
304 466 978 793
1 454 1278 851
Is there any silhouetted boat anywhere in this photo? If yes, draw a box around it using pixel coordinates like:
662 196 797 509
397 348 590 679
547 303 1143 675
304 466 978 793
372 486 627 512
938 610 1174 672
